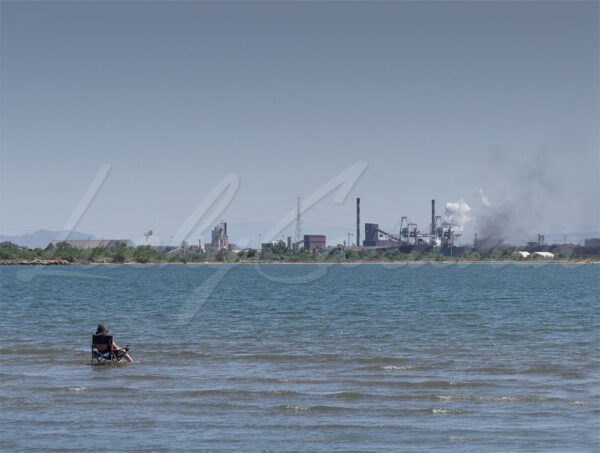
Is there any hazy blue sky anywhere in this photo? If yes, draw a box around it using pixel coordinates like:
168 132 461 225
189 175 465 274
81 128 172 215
1 1 598 246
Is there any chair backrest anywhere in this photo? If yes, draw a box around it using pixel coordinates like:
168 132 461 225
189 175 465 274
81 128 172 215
92 335 113 348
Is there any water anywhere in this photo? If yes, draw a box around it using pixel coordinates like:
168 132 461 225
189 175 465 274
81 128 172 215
1 263 598 452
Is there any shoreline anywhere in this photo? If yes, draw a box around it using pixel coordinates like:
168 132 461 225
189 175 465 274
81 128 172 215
1 259 598 266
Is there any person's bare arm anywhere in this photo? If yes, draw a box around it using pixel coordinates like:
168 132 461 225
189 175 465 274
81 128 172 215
112 341 134 363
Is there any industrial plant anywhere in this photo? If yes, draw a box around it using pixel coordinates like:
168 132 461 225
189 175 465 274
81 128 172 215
358 198 456 248
13 196 597 261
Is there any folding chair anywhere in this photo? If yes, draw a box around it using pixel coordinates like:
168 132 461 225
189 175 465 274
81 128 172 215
91 335 128 364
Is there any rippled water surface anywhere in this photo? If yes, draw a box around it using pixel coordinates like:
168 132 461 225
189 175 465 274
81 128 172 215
1 263 598 451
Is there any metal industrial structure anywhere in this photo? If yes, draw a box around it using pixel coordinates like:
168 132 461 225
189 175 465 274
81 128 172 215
295 197 303 245
528 234 546 249
356 198 360 247
359 199 458 248
144 230 153 246
210 222 228 251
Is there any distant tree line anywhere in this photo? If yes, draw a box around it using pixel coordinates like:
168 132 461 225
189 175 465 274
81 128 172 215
0 240 595 264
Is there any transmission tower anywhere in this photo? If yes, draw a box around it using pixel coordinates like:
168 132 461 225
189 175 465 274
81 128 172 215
295 197 303 245
144 230 153 246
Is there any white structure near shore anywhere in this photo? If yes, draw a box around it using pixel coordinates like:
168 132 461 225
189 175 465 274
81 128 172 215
533 251 554 258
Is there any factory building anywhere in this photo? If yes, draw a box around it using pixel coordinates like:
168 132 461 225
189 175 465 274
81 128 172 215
584 238 600 247
211 223 228 251
361 223 397 247
304 235 326 251
204 222 228 251
363 223 378 246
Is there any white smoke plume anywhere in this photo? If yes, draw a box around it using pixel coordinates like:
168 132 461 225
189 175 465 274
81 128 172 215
478 188 491 208
445 199 472 232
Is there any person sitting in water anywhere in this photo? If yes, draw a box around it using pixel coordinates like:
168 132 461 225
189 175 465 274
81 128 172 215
94 323 134 363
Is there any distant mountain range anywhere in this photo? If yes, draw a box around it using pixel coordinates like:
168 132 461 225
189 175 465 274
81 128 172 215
0 230 96 249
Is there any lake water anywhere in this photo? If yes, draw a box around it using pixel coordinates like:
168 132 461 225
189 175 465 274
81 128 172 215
0 263 598 452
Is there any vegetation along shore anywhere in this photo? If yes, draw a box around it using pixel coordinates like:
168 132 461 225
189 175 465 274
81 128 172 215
1 241 597 265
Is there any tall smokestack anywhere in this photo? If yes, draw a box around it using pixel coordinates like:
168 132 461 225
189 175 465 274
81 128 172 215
431 199 435 235
356 198 360 247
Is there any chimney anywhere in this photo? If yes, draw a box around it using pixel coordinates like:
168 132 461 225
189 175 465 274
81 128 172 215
356 198 360 247
431 199 435 235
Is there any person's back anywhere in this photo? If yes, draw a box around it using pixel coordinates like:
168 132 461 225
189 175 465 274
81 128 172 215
94 324 134 362
95 342 109 353
92 333 112 353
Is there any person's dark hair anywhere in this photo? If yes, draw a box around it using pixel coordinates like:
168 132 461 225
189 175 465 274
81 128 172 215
96 324 110 335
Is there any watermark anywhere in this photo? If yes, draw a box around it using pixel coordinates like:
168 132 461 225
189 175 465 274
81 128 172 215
175 161 368 324
171 173 239 248
10 160 564 327
254 160 368 284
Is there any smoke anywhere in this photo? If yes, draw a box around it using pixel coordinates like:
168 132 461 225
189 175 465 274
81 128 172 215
474 188 515 240
475 201 516 240
478 188 491 208
473 148 562 243
445 199 472 232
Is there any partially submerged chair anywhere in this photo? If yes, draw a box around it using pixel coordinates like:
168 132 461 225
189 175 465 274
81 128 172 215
91 335 128 364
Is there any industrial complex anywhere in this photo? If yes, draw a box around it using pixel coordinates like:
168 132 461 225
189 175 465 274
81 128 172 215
256 196 597 258
358 198 456 248
32 196 599 260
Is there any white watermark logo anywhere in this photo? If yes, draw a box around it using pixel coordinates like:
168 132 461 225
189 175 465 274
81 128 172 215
176 161 367 324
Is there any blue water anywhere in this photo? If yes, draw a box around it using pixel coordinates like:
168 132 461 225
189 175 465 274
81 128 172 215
1 263 598 452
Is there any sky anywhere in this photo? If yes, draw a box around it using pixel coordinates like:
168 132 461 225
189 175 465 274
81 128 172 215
1 1 598 247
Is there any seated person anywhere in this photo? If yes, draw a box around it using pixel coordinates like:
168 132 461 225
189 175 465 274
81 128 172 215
94 323 134 363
